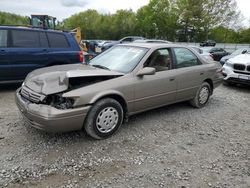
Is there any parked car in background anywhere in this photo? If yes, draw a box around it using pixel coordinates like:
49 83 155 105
220 48 250 65
200 40 216 47
0 26 83 84
16 43 223 139
202 47 229 61
188 46 214 61
133 39 172 44
101 36 145 52
222 52 250 85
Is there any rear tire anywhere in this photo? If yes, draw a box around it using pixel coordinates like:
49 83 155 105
84 98 123 139
190 82 211 108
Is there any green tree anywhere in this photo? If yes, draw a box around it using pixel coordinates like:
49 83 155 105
0 11 29 26
210 26 238 43
200 0 240 40
176 0 241 41
111 9 137 39
136 0 178 40
238 28 250 43
63 10 103 39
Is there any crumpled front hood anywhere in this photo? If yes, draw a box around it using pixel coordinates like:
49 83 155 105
229 54 250 65
24 64 123 95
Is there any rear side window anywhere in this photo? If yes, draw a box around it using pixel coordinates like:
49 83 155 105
47 33 69 48
12 30 40 48
173 48 201 68
0 30 7 48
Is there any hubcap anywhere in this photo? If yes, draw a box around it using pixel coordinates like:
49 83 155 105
199 87 209 104
96 107 119 133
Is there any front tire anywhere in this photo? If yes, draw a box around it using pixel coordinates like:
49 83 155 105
84 98 123 139
190 82 211 108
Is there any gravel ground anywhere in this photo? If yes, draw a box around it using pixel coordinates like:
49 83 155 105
0 84 249 188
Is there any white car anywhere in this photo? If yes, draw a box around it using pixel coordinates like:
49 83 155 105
222 52 250 85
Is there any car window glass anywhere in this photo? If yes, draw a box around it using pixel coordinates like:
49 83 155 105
121 38 132 43
39 32 49 48
174 48 200 68
0 30 7 48
144 49 171 72
214 48 222 52
12 30 40 48
47 33 69 48
89 46 148 73
209 48 216 52
232 49 244 55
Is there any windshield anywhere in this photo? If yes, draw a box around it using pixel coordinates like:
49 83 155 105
89 45 148 73
232 49 245 55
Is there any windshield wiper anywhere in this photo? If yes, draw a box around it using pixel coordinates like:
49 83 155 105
92 64 110 70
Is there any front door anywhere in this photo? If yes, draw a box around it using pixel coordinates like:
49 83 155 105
133 48 177 113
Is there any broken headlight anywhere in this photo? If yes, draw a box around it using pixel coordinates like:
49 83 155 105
45 94 75 110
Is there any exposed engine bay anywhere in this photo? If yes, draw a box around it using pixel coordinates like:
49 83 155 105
20 75 122 109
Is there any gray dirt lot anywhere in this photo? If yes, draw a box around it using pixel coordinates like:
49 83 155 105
0 84 249 188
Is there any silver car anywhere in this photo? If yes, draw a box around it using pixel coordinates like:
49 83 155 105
16 43 223 139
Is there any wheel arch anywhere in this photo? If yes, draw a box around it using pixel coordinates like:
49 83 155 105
203 78 214 95
90 91 128 118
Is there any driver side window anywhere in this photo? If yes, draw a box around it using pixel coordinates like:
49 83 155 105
144 49 171 72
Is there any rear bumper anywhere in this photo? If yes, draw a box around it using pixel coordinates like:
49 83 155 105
15 88 91 133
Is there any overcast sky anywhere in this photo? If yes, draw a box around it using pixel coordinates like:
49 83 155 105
0 0 249 24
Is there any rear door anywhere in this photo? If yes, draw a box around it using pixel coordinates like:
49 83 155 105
0 29 11 82
172 47 207 101
46 32 73 64
8 29 49 80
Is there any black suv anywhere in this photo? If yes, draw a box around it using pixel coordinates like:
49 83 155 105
200 40 216 47
0 26 83 83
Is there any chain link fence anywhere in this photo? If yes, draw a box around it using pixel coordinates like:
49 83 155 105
176 42 250 53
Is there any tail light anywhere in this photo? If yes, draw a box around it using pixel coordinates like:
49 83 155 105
79 51 84 63
216 68 223 74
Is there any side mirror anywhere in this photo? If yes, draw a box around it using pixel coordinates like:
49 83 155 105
136 67 156 77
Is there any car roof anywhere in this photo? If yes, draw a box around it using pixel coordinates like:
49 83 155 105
0 25 68 34
133 39 172 44
119 42 189 49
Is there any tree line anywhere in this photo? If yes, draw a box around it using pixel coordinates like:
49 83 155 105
1 0 250 43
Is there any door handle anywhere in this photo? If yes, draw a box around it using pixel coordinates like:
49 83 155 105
200 72 204 75
169 77 175 81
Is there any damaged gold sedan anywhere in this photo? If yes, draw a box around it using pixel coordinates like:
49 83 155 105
16 43 223 139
